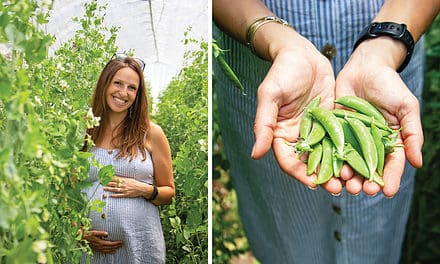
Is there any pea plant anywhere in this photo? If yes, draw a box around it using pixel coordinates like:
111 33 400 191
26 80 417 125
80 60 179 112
153 37 208 263
0 0 118 263
212 39 252 263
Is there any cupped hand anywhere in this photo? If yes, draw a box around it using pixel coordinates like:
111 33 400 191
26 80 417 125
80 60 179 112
251 34 345 194
83 230 123 254
335 38 423 197
103 176 150 198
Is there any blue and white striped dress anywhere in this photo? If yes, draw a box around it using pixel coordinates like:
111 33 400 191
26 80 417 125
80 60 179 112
81 147 165 264
214 1 424 263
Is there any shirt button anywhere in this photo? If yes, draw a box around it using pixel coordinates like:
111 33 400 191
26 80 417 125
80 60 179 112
334 230 342 241
332 204 341 215
108 150 113 155
101 213 106 219
102 194 107 199
321 44 337 61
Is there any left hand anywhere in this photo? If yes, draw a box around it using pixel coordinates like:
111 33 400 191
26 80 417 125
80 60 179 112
103 176 150 198
335 38 423 197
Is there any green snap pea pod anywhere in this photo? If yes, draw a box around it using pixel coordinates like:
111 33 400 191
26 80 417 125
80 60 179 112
337 117 362 154
345 118 378 180
371 123 385 176
309 107 345 157
314 137 333 184
215 54 246 94
299 97 321 139
332 109 393 133
334 95 386 124
343 143 370 179
382 133 404 154
307 143 322 175
296 120 326 152
371 172 385 187
333 145 343 178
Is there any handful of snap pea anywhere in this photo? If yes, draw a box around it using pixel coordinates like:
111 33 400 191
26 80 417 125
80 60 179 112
295 96 401 186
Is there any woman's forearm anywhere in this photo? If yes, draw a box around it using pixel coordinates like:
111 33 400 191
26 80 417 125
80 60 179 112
213 0 274 43
152 186 175 206
213 0 309 61
373 0 440 42
352 0 439 71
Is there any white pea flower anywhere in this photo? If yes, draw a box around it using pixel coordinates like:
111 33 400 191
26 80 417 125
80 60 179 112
37 253 47 264
56 62 65 71
32 240 47 253
198 138 207 153
59 79 68 89
34 96 42 106
87 107 101 127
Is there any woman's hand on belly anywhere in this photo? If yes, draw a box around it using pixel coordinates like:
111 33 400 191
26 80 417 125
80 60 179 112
103 176 151 199
83 230 124 254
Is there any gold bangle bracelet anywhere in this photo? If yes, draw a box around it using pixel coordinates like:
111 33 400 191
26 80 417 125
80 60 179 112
245 16 292 55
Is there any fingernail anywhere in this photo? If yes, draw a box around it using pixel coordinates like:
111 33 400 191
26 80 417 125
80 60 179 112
251 145 255 159
351 192 361 196
366 193 377 197
308 185 318 190
331 192 341 197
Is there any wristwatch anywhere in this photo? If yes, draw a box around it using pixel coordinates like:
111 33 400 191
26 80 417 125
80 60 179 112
353 22 414 73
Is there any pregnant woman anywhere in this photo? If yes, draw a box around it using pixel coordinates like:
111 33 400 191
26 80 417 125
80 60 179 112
81 54 175 263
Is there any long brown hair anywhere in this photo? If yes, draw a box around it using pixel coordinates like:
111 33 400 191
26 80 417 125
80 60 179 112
83 56 150 160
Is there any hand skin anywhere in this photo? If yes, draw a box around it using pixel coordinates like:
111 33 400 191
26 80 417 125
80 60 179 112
250 24 349 195
214 0 351 195
335 37 423 198
103 122 175 205
83 230 123 254
335 0 440 197
104 176 153 199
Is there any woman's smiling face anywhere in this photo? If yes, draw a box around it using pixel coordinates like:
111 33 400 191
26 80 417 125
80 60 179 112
105 67 140 115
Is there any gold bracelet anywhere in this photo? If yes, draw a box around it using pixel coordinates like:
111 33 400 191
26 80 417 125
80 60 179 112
245 16 292 55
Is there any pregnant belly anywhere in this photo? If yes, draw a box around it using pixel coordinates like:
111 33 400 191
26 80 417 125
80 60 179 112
86 184 161 241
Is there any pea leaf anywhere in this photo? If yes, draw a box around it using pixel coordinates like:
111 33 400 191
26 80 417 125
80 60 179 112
97 164 114 185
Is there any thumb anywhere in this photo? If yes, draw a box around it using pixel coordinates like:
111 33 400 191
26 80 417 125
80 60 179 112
252 93 278 159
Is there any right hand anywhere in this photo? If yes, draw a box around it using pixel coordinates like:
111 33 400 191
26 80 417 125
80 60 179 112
83 230 124 254
251 26 347 194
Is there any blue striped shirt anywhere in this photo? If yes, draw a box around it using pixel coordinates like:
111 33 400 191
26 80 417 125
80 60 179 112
81 147 165 264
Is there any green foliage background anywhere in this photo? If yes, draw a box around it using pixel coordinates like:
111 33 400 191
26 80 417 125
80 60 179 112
0 1 117 262
0 1 207 263
400 16 440 264
213 16 440 264
153 38 208 263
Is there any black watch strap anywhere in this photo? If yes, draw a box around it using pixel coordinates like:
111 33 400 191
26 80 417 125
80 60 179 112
147 185 158 201
353 22 415 73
